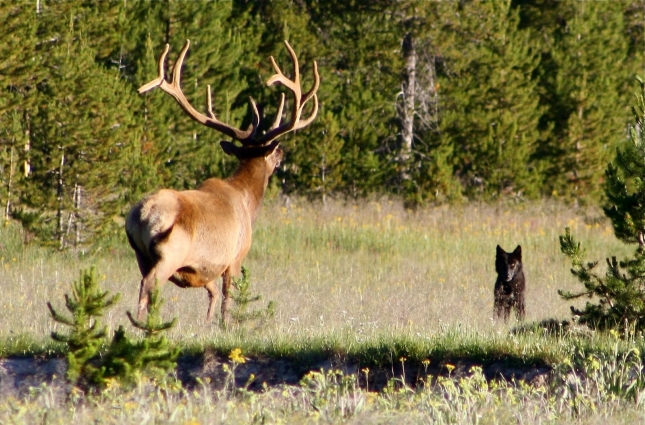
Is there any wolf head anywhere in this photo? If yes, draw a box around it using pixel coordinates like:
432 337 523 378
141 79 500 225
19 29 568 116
496 245 522 282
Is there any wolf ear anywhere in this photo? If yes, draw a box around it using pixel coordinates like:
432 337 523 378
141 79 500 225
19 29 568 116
496 245 504 258
513 245 522 260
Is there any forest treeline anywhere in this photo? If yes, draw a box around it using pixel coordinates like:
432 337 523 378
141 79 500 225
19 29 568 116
0 0 643 248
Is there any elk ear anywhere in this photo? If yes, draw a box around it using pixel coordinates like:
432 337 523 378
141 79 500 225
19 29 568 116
272 146 284 167
262 141 281 158
220 141 240 157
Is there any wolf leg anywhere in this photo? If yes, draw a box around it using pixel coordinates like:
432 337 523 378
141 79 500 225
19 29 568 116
514 292 526 321
494 292 502 319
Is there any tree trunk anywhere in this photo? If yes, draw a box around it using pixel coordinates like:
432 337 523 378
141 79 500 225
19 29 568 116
74 183 82 246
23 113 31 177
57 150 66 250
4 147 14 221
399 32 417 182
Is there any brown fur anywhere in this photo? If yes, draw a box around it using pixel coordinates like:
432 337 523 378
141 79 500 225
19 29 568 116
128 40 318 324
126 150 282 323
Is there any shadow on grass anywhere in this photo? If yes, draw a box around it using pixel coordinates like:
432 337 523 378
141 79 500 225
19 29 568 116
4 317 641 395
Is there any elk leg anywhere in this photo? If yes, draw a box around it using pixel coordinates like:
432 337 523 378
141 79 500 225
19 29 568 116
137 263 176 320
133 251 155 321
220 270 232 325
133 251 152 278
221 264 242 325
138 275 156 320
205 280 218 322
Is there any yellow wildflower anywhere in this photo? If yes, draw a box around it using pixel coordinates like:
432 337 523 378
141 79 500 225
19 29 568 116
229 348 246 364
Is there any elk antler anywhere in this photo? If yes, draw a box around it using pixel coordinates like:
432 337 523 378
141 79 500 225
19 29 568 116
262 40 320 144
139 40 260 143
139 40 320 148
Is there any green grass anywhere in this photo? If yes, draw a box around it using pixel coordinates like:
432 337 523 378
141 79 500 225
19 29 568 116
1 198 644 423
0 198 629 345
1 339 645 424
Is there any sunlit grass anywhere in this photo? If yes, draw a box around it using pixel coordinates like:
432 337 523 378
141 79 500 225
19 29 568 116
1 198 645 423
0 198 633 352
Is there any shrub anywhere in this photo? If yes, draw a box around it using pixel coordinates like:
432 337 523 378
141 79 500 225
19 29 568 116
230 266 275 325
559 77 645 332
47 267 120 383
48 267 178 389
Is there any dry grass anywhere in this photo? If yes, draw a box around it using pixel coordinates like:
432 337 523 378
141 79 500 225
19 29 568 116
2 198 645 424
0 198 630 348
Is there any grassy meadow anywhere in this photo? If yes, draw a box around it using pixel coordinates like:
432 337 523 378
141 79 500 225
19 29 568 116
1 198 645 423
0 198 630 345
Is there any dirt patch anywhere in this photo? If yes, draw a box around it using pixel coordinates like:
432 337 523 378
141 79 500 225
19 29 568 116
0 353 552 398
0 357 67 396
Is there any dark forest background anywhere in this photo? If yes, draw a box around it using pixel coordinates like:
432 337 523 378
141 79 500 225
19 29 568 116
1 0 643 248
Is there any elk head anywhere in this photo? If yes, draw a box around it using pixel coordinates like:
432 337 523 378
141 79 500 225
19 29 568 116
126 40 319 324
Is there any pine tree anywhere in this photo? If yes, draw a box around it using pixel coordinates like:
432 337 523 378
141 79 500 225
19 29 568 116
559 77 645 332
23 26 142 247
93 288 179 387
229 267 276 324
299 0 396 199
93 288 180 386
48 267 178 388
0 114 25 222
47 267 120 383
532 1 633 202
624 2 645 79
392 1 465 205
438 0 543 200
288 111 344 203
0 3 44 222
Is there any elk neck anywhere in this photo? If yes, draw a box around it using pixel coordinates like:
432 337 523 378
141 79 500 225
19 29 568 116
226 157 274 222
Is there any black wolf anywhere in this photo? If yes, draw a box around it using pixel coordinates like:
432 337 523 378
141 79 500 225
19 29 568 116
494 245 525 322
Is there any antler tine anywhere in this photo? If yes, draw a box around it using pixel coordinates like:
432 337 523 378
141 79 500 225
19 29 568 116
138 44 170 94
291 61 320 131
138 40 258 142
205 86 260 136
301 61 320 111
266 43 300 94
170 39 191 89
270 93 286 130
285 40 301 88
261 41 320 144
267 41 303 125
207 85 215 119
293 94 319 130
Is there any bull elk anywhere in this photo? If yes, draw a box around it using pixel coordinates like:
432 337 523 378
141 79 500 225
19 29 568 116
126 40 319 323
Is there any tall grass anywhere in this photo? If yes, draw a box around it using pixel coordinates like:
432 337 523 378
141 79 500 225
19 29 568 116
0 198 628 349
2 199 645 422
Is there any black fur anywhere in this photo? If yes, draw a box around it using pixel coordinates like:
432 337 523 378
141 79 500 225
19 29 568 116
494 245 525 322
